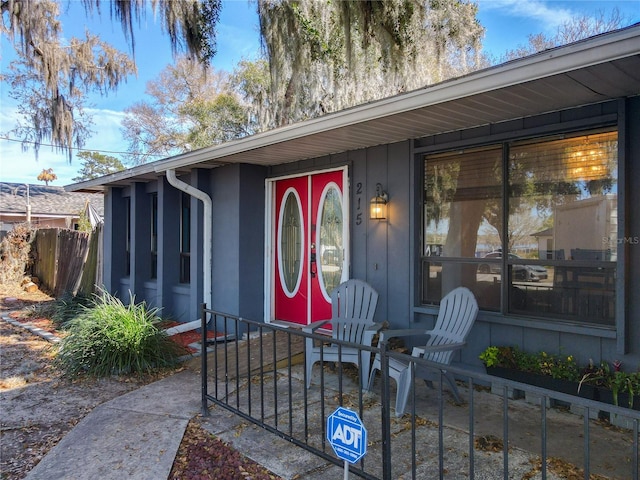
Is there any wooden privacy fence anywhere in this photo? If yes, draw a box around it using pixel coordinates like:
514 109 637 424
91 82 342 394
32 225 102 297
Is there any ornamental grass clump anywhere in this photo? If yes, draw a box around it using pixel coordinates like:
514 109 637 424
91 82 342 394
50 292 94 329
56 290 187 377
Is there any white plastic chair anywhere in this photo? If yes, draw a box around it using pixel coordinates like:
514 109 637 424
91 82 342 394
367 286 478 416
303 279 381 389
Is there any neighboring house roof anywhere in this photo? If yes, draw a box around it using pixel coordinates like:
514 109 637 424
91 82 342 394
532 228 554 237
67 24 640 193
0 182 104 220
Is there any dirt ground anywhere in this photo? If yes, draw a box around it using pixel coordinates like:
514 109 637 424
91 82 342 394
0 285 279 480
0 287 159 479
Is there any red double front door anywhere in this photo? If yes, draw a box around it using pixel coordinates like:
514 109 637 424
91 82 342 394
271 168 348 326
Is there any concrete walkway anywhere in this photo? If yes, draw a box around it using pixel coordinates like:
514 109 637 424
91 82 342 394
24 369 200 480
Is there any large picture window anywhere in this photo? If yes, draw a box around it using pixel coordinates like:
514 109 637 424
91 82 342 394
422 129 618 327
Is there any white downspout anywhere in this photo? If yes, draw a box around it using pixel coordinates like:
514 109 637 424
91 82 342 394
165 169 212 314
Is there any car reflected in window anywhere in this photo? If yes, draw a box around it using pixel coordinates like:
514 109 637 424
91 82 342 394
478 252 547 282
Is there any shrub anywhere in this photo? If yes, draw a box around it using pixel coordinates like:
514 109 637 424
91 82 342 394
50 292 94 329
56 290 187 377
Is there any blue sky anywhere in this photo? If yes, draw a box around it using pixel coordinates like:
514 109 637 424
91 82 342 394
1 0 638 186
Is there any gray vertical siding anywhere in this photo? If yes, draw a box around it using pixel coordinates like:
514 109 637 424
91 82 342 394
103 186 128 295
210 165 241 316
237 164 266 321
130 182 151 300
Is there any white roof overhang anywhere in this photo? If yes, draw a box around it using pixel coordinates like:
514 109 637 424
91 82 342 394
68 24 640 193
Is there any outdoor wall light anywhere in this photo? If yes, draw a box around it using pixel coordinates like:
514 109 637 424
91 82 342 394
370 183 388 220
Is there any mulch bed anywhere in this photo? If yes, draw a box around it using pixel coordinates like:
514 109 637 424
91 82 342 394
169 419 280 480
157 321 222 353
6 315 220 354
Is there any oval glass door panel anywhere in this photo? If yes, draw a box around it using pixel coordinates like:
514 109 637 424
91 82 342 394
318 184 343 300
278 189 304 297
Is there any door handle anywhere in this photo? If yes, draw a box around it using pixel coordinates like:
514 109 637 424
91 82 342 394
310 253 317 277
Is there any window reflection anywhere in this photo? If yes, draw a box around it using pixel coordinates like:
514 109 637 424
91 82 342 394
422 130 618 327
318 186 343 297
280 192 302 294
424 146 502 295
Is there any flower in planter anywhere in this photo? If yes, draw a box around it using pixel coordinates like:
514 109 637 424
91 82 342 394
479 346 580 381
539 352 580 381
579 360 640 409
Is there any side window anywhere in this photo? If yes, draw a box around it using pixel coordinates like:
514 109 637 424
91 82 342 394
125 197 131 276
151 193 158 279
180 192 191 284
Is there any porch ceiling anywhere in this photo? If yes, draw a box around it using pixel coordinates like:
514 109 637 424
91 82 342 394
68 25 640 193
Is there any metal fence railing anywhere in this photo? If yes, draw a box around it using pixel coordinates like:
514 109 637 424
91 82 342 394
200 306 640 480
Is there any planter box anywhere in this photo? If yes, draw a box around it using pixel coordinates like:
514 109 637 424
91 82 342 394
485 367 597 401
595 387 640 411
595 390 640 429
486 366 525 399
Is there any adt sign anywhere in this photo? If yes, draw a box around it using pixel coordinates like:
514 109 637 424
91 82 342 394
327 407 367 463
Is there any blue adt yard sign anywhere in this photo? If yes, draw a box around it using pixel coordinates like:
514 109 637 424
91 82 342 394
327 407 367 464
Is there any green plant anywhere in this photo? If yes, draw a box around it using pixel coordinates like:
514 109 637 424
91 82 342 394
480 346 580 381
628 373 640 408
479 346 520 369
512 348 539 373
50 292 94 329
483 346 640 407
599 369 640 408
478 346 501 368
578 361 640 408
538 351 580 381
609 372 631 407
56 290 187 377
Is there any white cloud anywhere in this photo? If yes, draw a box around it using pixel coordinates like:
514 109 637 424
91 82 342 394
83 108 129 156
478 0 577 32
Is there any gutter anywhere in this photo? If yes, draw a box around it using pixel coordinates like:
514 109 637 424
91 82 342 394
165 169 212 316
